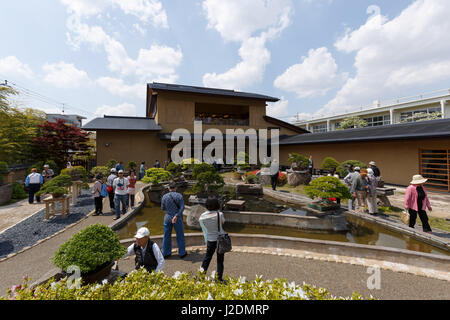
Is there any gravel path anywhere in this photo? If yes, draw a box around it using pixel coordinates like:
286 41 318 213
0 191 94 259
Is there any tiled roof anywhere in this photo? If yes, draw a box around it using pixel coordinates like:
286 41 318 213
82 116 162 131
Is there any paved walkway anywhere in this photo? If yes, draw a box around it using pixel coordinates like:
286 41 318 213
117 247 450 300
0 199 45 235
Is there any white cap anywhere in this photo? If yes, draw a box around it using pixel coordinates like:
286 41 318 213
354 167 361 171
118 170 124 174
110 168 116 173
134 227 150 239
44 164 49 168
367 168 374 175
369 161 376 166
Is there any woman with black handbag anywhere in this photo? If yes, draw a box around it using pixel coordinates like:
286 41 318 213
199 197 229 282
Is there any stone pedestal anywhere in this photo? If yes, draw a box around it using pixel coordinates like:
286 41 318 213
226 200 246 211
236 183 263 196
287 170 311 187
186 205 206 230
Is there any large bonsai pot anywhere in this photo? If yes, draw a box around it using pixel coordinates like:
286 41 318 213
0 184 13 205
81 261 114 285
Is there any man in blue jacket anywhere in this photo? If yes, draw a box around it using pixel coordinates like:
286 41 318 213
25 168 44 204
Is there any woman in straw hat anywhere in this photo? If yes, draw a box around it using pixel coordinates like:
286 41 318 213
404 175 432 233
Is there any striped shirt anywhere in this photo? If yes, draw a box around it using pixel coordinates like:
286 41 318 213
199 210 225 243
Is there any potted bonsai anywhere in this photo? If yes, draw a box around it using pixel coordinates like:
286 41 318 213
36 174 73 199
142 168 172 203
193 171 224 199
0 161 13 205
305 176 352 212
52 224 127 285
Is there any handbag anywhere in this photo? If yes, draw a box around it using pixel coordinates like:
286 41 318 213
216 211 232 254
401 209 410 226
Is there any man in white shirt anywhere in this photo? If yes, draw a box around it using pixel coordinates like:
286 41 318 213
25 168 44 204
270 159 280 191
123 227 165 273
113 170 129 220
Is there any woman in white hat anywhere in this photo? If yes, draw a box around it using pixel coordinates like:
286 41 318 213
404 175 432 233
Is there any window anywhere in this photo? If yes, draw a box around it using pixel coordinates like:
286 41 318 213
195 103 249 126
363 115 390 127
401 107 442 123
420 150 449 191
312 124 327 133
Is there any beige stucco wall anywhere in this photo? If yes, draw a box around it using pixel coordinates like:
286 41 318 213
279 138 450 187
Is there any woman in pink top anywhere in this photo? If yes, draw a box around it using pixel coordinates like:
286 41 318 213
128 170 137 210
404 175 432 233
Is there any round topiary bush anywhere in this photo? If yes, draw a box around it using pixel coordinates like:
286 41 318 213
192 163 216 179
142 168 172 185
52 224 127 274
90 166 109 179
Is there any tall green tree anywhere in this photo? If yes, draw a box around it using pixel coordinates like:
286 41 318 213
0 86 46 164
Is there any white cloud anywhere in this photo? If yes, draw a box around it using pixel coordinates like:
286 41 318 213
202 0 292 90
66 15 182 82
42 62 91 88
267 96 289 118
0 56 34 79
95 102 137 117
320 0 450 116
60 0 168 28
274 47 348 98
96 77 146 99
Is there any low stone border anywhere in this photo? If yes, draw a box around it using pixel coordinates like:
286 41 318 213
121 233 450 282
264 187 450 252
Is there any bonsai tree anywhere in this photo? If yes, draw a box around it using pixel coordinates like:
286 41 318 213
0 161 10 185
61 166 88 181
142 168 172 185
321 157 340 173
166 162 182 178
52 224 127 274
181 158 201 171
36 174 73 198
288 153 309 170
90 166 109 179
337 160 368 177
305 176 352 204
192 163 216 179
193 171 224 195
126 161 137 171
245 173 259 184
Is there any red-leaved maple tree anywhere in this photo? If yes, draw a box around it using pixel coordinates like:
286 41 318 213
33 119 90 169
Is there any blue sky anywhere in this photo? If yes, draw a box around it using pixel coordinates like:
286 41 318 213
1 0 449 123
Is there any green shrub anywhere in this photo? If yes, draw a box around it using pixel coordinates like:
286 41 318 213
5 268 370 300
192 163 216 179
337 160 368 178
51 224 126 274
166 162 182 177
193 171 224 194
180 158 201 171
142 168 172 185
237 163 251 172
28 160 59 175
61 166 88 182
11 183 27 200
126 161 137 170
36 174 73 197
90 166 109 178
288 153 309 170
245 174 259 184
321 157 340 172
236 152 249 165
0 161 9 184
305 176 352 201
105 159 117 169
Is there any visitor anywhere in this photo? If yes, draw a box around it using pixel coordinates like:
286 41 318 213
107 168 117 213
405 175 432 233
217 157 223 171
113 170 129 220
366 168 378 215
161 182 187 259
199 197 226 282
139 161 146 180
212 159 218 171
92 174 104 216
350 168 369 214
127 170 137 210
308 155 314 177
123 227 165 273
42 164 54 183
154 160 161 168
115 161 125 173
25 168 43 204
369 161 381 178
270 159 280 191
344 167 360 210
164 160 170 170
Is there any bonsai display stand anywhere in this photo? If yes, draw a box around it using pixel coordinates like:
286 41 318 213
69 180 83 204
226 200 246 211
376 187 396 207
43 195 70 220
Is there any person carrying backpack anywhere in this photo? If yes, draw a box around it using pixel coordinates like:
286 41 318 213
92 174 106 216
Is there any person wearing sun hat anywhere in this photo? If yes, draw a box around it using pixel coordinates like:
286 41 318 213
369 161 381 178
405 175 433 233
123 227 165 273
